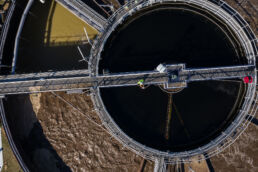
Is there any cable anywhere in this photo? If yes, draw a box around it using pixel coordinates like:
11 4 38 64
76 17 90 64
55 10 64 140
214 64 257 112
50 92 116 139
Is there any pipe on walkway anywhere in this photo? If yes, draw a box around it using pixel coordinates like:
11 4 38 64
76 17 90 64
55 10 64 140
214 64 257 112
11 0 34 74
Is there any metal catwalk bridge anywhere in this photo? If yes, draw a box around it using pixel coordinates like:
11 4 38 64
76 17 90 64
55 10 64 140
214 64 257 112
0 64 254 96
55 0 108 32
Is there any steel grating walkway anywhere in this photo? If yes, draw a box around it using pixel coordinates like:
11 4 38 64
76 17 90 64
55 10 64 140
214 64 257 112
0 64 254 95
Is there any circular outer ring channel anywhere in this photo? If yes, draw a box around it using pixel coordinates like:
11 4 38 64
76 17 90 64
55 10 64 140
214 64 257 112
89 0 257 163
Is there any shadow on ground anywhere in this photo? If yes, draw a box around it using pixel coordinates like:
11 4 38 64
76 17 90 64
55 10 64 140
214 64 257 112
3 95 71 172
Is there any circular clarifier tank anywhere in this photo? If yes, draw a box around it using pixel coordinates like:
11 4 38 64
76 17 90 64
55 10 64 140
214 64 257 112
97 3 249 153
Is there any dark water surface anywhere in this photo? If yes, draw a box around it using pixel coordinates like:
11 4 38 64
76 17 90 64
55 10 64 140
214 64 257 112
100 7 245 72
100 6 246 151
15 0 88 73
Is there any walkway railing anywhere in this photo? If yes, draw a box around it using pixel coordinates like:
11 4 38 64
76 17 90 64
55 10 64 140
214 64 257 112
56 0 108 32
0 64 254 95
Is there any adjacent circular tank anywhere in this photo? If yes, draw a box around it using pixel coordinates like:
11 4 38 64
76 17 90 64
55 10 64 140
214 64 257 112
90 0 257 163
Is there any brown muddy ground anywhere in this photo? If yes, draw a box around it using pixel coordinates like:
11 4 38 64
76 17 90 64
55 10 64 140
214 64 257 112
211 124 258 172
29 92 154 172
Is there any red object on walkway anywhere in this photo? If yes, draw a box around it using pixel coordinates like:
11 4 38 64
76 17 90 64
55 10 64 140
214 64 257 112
243 76 253 83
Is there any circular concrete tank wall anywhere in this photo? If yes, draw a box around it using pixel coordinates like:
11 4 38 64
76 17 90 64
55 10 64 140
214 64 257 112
90 0 257 163
99 5 246 152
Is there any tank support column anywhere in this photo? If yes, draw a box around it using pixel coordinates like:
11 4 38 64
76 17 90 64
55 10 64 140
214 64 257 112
154 158 167 172
180 163 185 172
138 159 147 172
204 154 215 172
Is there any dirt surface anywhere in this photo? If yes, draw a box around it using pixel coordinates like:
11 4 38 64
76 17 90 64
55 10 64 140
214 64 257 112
211 120 258 172
29 92 153 172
